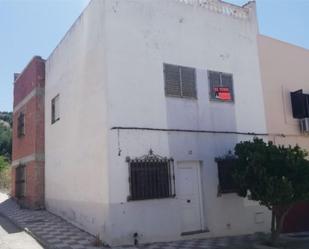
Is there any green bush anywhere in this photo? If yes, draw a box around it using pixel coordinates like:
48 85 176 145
0 123 12 160
232 138 309 244
0 156 10 192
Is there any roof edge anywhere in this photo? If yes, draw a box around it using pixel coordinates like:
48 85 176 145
13 56 45 84
259 34 309 53
46 0 92 62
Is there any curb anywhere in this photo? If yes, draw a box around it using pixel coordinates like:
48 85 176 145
0 211 52 249
24 227 54 249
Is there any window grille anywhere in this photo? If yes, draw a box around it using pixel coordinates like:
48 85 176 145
164 64 197 98
216 158 238 194
15 164 26 198
126 150 176 201
17 112 25 137
208 71 234 102
51 95 60 124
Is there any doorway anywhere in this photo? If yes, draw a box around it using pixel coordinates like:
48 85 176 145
176 161 204 235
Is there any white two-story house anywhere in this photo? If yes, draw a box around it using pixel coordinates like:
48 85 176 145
44 0 270 246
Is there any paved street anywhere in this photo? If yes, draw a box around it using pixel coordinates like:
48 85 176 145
0 214 43 249
0 193 99 249
0 192 308 249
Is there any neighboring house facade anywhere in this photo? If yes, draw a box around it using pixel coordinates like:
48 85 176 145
11 56 45 209
44 0 269 246
12 0 309 247
258 35 309 233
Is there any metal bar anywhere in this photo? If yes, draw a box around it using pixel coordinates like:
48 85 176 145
172 160 176 196
168 161 172 197
111 126 270 136
128 158 176 201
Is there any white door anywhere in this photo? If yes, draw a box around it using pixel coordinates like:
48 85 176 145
176 161 204 234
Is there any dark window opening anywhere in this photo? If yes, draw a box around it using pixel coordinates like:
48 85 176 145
17 112 25 138
15 164 26 199
216 158 238 194
51 95 60 124
127 150 176 201
208 71 234 102
164 63 197 98
291 89 309 119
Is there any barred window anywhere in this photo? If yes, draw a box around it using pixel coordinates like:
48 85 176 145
17 112 25 138
164 64 197 98
51 95 60 124
127 150 176 201
216 158 238 194
15 164 26 198
208 71 234 102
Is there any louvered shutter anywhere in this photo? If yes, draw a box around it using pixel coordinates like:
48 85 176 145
208 71 221 100
221 73 234 101
181 66 196 98
164 64 181 96
291 90 308 119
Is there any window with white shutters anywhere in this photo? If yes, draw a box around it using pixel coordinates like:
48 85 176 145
164 64 197 98
208 71 234 102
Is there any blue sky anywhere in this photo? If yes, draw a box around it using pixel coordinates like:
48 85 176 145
0 0 308 111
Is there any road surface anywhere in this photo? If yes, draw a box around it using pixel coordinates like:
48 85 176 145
0 214 43 249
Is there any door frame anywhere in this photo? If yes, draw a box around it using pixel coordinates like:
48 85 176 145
176 160 206 233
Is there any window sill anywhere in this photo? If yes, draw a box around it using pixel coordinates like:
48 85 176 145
181 229 210 236
127 195 176 202
209 99 235 104
51 118 60 125
166 95 197 100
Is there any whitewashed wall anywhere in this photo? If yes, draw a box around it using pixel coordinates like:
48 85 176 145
45 0 110 238
104 0 269 246
45 0 270 246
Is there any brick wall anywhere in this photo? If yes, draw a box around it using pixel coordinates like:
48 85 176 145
12 56 45 209
13 56 45 106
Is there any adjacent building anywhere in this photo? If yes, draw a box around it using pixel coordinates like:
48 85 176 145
11 56 45 209
258 34 309 233
11 0 309 246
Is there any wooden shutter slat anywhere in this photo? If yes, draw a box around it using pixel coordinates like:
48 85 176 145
164 64 181 96
221 73 234 101
181 67 196 98
209 71 221 100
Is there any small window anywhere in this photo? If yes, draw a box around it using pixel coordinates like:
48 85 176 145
127 150 176 201
216 158 238 194
164 64 197 98
15 164 26 198
290 89 309 119
208 71 234 102
51 95 60 124
17 112 25 137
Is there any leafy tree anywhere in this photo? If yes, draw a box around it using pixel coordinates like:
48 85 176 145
0 156 10 191
0 156 9 171
0 123 12 160
0 112 12 127
232 138 309 244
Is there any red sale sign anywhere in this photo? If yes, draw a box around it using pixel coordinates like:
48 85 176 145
214 87 232 101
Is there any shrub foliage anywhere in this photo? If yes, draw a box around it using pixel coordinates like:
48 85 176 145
232 138 309 244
